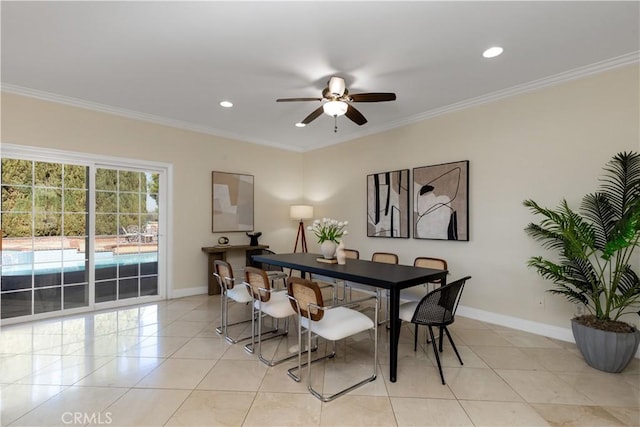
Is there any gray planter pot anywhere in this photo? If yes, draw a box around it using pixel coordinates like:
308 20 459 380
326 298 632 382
571 319 640 373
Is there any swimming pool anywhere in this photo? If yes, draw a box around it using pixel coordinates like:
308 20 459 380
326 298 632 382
1 249 158 292
1 249 157 274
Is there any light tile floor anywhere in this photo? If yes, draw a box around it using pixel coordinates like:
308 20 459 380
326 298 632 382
1 294 638 427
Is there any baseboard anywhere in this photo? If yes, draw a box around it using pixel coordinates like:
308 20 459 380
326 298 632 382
169 285 208 299
457 305 640 359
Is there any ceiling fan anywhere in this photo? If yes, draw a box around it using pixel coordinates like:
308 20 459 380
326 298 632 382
277 76 396 132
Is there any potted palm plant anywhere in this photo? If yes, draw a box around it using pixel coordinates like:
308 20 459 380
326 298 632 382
524 151 640 373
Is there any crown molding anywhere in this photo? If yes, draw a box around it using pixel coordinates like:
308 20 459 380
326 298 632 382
382 51 640 132
0 84 302 153
307 51 640 151
3 51 638 153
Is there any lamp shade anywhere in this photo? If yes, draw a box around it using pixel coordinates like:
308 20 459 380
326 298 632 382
290 205 314 220
322 100 348 117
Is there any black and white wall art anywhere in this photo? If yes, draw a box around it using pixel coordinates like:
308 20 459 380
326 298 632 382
367 169 410 238
413 161 469 241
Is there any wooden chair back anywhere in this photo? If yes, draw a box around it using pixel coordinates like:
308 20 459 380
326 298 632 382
213 259 235 290
414 257 447 284
287 277 324 321
244 266 272 302
372 252 398 264
344 249 359 259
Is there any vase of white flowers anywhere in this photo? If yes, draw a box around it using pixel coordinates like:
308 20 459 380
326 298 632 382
308 218 348 259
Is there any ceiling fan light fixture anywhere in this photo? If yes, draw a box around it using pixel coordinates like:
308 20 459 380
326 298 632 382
323 100 348 117
219 100 233 108
295 122 306 127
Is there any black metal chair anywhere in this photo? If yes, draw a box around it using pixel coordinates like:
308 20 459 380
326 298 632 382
398 275 471 385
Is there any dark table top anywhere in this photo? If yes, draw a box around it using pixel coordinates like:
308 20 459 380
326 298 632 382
251 252 447 290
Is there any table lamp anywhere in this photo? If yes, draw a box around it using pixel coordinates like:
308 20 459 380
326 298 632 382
290 204 314 253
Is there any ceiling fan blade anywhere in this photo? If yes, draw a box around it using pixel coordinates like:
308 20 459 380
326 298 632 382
301 106 324 124
345 104 367 126
349 92 397 102
276 97 323 102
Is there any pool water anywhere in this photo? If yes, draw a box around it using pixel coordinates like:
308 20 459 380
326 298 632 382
1 249 158 275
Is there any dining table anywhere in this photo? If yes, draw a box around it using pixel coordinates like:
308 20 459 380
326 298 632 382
250 252 448 383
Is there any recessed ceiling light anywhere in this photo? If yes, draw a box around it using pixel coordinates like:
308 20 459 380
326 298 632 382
295 122 306 128
483 46 504 59
219 100 233 108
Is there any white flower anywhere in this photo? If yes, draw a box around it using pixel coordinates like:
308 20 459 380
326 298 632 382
308 217 348 243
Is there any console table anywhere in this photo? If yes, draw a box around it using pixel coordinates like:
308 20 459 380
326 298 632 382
201 244 269 295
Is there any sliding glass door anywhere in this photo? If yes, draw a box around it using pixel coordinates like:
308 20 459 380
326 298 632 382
1 159 89 319
94 167 159 303
1 148 166 322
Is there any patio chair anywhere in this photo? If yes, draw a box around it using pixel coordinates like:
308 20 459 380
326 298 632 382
120 225 140 243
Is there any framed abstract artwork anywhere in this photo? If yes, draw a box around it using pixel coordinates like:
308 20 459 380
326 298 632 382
212 171 254 232
413 160 469 241
367 169 410 238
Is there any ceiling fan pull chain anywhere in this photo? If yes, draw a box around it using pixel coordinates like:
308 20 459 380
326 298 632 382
334 115 338 133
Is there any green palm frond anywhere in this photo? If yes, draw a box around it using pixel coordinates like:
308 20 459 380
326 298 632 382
599 151 640 215
563 258 600 291
617 266 640 296
524 151 640 322
581 192 616 250
547 287 589 306
603 212 640 259
524 223 569 252
524 199 595 259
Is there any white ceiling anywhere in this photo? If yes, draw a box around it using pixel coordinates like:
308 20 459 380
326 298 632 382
2 1 639 152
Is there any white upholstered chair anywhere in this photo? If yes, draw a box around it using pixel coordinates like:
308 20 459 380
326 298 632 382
243 266 298 366
286 276 378 402
213 260 253 344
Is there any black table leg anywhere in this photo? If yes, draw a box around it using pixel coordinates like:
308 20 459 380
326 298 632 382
389 288 400 382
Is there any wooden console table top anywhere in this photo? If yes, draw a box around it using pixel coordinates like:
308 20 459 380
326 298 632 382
201 244 269 253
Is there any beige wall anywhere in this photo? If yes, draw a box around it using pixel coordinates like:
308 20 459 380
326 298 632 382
1 93 305 293
303 64 640 329
2 64 638 332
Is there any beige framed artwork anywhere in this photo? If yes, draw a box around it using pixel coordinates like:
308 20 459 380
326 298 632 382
413 160 469 241
212 171 254 232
